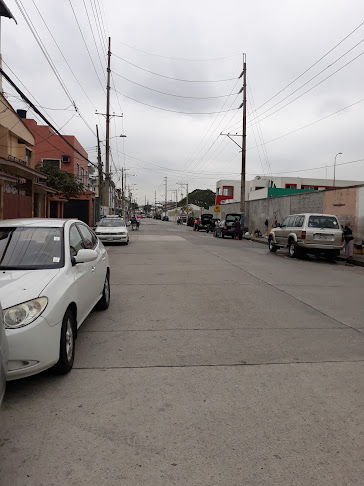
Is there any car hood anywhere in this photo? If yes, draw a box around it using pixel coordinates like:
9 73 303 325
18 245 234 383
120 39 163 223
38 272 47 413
95 227 127 233
0 269 60 309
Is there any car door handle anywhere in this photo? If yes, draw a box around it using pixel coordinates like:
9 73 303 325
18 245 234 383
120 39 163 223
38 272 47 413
91 266 96 272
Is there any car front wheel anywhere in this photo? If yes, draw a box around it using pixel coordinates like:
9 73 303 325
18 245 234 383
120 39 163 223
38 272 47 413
96 273 110 310
52 308 75 375
269 237 278 252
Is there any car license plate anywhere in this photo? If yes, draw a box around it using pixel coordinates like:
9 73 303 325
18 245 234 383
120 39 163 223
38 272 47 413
315 234 332 240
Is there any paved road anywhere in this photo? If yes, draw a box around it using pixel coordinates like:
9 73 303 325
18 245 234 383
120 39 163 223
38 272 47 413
1 219 363 486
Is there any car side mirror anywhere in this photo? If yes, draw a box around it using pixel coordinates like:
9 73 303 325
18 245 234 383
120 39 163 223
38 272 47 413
74 249 98 264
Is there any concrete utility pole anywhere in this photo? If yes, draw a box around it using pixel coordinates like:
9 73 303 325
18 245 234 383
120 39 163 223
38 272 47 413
96 125 103 214
220 54 247 220
104 37 111 215
164 176 167 216
241 53 247 214
154 191 157 216
121 167 124 217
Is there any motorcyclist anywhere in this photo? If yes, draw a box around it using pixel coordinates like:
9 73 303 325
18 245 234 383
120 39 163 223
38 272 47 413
131 215 139 229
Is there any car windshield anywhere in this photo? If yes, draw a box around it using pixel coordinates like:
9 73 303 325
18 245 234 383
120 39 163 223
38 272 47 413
308 216 339 229
98 219 126 227
226 215 240 222
0 227 64 270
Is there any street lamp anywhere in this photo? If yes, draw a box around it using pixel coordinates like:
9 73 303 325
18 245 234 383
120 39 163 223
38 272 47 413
333 152 342 188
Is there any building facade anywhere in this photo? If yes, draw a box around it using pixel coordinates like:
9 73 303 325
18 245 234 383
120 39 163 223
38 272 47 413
216 176 364 205
22 114 96 226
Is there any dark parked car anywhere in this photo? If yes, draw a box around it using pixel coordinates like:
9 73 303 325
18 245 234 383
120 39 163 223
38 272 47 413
197 214 214 232
154 214 162 220
214 213 242 239
187 216 195 227
162 216 169 221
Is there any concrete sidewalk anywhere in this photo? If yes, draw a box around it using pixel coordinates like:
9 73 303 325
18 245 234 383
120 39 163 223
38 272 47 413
243 234 364 267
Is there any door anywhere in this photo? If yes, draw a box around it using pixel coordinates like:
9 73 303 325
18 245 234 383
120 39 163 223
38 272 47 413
69 224 96 324
76 223 106 304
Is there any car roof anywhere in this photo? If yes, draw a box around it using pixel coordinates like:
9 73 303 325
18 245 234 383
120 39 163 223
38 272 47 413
287 213 339 218
0 218 78 228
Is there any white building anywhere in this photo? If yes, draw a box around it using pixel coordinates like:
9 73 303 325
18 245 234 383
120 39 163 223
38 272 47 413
216 176 364 205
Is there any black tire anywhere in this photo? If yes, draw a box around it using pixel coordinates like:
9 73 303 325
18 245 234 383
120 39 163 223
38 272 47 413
221 233 224 238
239 235 242 240
96 273 110 310
269 237 278 253
288 239 300 258
324 251 337 262
52 308 76 375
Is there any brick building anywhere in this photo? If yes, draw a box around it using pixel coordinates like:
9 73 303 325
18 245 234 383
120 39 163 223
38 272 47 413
21 113 96 226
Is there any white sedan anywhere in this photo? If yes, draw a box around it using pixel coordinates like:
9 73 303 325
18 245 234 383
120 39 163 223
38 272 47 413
0 218 110 380
95 217 129 244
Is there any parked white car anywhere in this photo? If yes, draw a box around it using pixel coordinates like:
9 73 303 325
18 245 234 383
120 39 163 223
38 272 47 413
0 302 8 404
95 217 129 245
0 219 110 380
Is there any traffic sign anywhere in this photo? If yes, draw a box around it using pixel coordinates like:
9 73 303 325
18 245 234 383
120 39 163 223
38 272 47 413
185 208 190 213
214 205 221 213
174 209 178 214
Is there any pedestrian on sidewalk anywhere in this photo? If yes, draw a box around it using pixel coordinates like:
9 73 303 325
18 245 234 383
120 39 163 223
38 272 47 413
193 218 198 231
343 222 354 264
234 218 240 240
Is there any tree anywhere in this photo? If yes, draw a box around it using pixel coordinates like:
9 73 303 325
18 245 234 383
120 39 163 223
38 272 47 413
143 204 152 213
179 189 216 209
131 202 139 211
37 164 85 200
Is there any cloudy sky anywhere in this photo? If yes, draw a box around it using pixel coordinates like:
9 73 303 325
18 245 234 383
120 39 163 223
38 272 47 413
3 0 364 206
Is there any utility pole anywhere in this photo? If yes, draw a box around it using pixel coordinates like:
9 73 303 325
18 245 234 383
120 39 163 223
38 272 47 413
241 53 247 214
154 191 157 216
96 125 103 216
220 55 247 222
104 37 111 215
164 176 167 216
121 167 124 218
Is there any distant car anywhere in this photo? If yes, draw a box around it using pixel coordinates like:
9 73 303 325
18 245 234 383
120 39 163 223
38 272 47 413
268 213 344 259
0 302 8 405
154 214 162 220
162 216 169 221
197 214 214 232
95 217 129 245
187 216 195 227
214 214 243 239
0 218 110 380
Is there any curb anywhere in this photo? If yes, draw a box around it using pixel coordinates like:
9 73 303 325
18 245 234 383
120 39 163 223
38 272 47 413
242 236 364 267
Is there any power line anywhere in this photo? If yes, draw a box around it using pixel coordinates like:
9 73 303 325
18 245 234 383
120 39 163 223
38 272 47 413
67 0 106 94
112 53 240 82
113 37 243 62
111 71 241 99
246 50 364 130
112 87 240 114
234 20 364 124
1 68 99 171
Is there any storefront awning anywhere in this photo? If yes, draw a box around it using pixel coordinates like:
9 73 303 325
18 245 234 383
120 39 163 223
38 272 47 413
0 157 47 180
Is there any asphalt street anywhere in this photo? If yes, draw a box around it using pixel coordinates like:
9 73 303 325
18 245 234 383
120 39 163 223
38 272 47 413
1 219 363 486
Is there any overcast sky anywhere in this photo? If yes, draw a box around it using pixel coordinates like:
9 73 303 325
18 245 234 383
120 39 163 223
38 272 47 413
3 0 364 206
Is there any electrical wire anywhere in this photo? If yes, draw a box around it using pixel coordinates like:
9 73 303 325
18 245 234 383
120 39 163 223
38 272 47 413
233 20 364 125
111 71 241 99
112 87 240 114
112 54 239 83
112 37 244 62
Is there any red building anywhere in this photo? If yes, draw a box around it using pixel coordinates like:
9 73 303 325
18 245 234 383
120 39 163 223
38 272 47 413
22 113 95 226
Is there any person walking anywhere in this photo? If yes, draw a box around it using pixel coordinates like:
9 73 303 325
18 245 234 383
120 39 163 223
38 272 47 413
343 222 354 265
234 217 240 240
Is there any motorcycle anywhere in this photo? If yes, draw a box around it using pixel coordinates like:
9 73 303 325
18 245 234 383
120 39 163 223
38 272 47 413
131 221 139 231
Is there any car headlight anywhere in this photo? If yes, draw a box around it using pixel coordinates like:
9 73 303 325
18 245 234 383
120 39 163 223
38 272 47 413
4 297 48 329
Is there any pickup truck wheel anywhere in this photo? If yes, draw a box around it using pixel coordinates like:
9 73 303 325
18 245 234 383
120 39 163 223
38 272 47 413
269 237 278 252
288 240 300 258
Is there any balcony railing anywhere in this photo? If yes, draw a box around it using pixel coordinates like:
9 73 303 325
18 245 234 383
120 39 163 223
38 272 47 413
8 154 28 166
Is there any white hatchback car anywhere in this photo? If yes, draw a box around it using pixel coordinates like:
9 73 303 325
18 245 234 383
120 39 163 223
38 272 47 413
0 219 110 380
